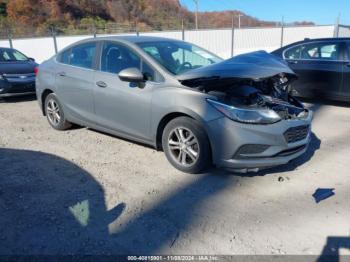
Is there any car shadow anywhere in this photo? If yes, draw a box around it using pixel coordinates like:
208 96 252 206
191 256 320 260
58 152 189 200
0 148 236 255
318 236 350 262
86 127 321 178
0 148 121 254
0 94 37 103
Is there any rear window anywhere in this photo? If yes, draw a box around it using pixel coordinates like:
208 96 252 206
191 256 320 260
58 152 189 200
0 49 29 62
59 49 71 64
70 43 96 69
57 43 96 69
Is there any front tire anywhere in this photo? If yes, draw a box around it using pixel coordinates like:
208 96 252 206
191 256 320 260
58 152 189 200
44 93 71 130
162 117 211 174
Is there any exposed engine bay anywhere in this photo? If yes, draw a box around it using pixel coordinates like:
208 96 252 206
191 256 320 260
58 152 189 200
177 51 310 121
182 74 309 121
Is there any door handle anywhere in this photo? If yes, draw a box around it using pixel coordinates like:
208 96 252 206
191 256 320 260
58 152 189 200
288 60 298 64
96 81 108 88
58 72 66 77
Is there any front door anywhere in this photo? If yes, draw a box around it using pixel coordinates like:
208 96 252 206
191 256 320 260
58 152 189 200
93 41 161 142
341 41 350 99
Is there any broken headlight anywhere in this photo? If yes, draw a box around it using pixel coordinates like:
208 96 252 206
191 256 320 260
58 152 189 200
207 99 281 124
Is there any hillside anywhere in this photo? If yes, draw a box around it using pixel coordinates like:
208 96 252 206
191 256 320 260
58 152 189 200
0 0 314 38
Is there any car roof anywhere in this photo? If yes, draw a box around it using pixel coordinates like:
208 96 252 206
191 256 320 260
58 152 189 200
0 47 15 51
273 37 350 53
58 35 186 54
81 35 183 45
290 37 350 46
304 37 350 41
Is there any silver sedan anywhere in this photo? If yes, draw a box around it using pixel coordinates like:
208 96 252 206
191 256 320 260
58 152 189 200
36 36 312 174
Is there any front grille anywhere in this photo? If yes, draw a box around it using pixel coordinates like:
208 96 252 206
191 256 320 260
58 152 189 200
284 125 310 143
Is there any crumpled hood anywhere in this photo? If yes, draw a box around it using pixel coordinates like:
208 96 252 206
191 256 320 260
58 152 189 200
177 51 296 84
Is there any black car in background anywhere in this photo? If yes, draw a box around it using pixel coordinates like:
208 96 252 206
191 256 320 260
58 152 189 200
0 48 38 98
272 38 350 102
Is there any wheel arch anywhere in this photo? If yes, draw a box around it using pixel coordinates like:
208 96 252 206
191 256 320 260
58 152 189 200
155 109 211 153
41 89 54 116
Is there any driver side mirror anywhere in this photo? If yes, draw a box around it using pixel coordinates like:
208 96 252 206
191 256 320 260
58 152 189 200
118 68 145 83
28 57 35 62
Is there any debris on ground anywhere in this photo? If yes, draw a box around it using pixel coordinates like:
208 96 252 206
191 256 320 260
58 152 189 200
278 177 284 182
312 188 335 203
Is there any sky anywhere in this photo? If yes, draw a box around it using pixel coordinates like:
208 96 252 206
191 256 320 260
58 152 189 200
180 0 350 25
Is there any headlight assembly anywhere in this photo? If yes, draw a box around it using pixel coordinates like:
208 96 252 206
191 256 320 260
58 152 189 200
207 98 281 124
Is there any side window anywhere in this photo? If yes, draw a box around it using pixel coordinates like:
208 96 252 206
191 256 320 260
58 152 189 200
69 43 96 69
101 42 141 74
101 42 162 82
284 46 302 60
59 49 71 64
300 42 340 60
347 42 350 60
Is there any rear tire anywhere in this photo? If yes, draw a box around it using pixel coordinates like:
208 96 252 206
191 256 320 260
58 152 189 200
44 93 71 130
162 117 211 174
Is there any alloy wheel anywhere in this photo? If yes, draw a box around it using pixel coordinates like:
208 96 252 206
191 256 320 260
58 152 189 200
46 99 61 126
168 127 200 167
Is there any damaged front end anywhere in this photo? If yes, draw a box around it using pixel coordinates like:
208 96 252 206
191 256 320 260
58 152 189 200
177 51 310 124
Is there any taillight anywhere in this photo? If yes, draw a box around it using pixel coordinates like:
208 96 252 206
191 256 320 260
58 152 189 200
34 67 39 76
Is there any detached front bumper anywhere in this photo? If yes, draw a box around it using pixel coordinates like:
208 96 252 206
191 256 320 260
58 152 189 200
206 111 313 172
0 75 36 97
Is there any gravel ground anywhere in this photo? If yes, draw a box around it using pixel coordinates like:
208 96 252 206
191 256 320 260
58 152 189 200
0 95 349 256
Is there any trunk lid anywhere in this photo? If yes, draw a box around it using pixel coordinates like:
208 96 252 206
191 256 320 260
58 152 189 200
0 61 37 75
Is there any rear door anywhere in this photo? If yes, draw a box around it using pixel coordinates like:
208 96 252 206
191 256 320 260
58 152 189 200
55 42 97 122
284 41 343 98
341 41 350 99
93 41 163 141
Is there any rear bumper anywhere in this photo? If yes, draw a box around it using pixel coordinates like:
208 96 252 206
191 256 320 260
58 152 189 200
0 91 36 98
206 111 313 172
0 80 36 97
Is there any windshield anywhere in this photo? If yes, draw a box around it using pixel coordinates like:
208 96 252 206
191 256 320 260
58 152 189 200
0 49 29 62
137 41 222 75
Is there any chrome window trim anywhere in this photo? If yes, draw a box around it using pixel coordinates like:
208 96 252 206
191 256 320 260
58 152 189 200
282 40 348 62
54 58 97 72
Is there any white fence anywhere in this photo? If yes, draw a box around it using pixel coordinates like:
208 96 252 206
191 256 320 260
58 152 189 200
0 24 344 63
338 25 350 37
